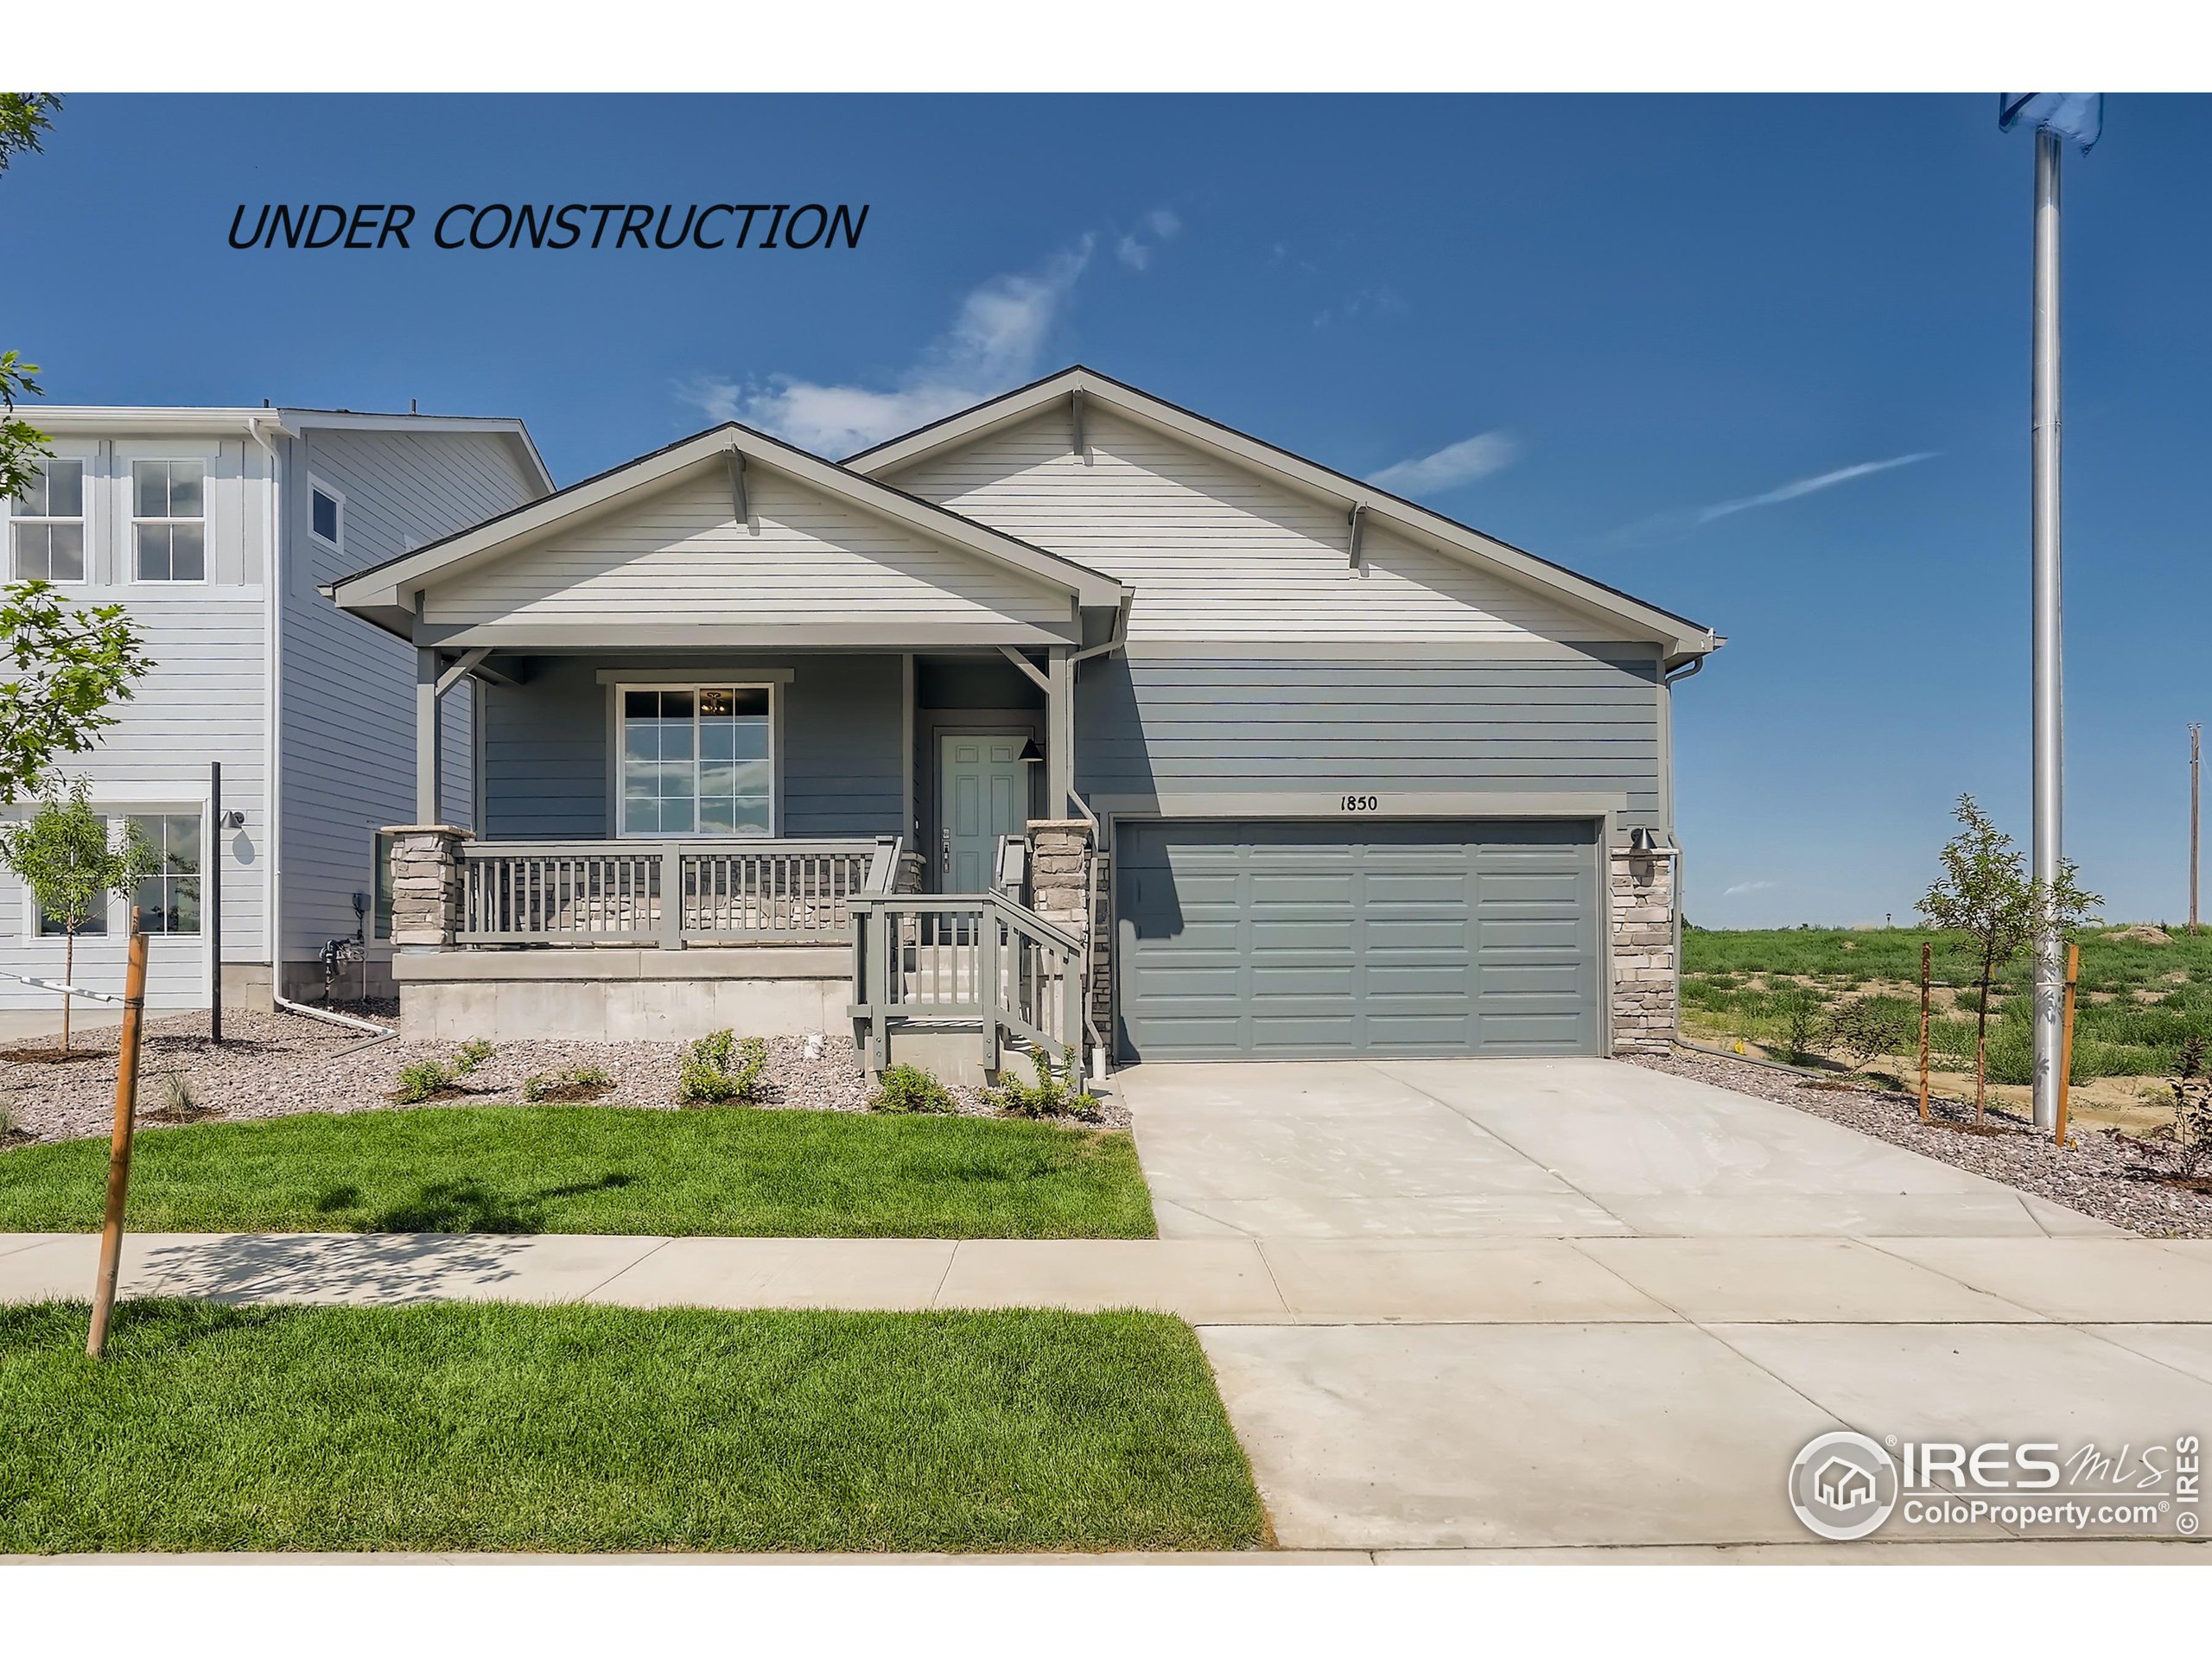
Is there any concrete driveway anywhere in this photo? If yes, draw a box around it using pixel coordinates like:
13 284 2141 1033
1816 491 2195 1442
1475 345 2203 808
1117 1057 2111 1240
1114 1058 2212 1558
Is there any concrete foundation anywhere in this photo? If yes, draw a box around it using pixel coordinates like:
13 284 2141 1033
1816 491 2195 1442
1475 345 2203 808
393 947 852 1043
873 1027 1002 1090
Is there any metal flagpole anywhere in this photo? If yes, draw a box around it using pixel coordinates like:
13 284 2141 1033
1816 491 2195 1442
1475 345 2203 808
2030 124 2065 1134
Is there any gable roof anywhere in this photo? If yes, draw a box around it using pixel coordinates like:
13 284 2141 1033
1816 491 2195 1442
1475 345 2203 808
327 416 1129 637
846 365 1719 664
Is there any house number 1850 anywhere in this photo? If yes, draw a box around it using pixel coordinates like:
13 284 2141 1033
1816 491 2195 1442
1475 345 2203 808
1340 794 1381 812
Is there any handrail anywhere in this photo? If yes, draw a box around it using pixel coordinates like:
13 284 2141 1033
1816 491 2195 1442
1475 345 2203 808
848 889 1085 1071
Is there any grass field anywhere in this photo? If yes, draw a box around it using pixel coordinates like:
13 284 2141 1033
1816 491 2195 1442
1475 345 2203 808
1681 926 2212 1109
0 1106 1156 1238
0 1300 1264 1554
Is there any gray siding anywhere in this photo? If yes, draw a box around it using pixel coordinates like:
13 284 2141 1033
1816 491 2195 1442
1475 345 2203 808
480 655 905 841
1076 648 1666 830
279 429 541 961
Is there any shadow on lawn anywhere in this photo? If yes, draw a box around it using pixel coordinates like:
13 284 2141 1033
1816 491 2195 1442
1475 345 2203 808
364 1173 638 1234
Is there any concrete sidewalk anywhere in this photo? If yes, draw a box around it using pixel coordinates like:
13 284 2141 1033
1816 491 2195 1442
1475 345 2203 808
10 1230 2211 1555
6 1231 2210 1325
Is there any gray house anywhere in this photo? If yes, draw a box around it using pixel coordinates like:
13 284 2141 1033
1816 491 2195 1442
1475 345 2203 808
0 405 549 1013
330 368 1718 1074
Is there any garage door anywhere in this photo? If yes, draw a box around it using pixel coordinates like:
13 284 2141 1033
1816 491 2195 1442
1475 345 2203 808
1114 818 1599 1062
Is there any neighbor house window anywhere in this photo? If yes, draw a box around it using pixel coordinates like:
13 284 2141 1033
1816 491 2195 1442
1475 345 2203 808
131 459 206 581
127 812 202 934
9 457 86 582
311 482 342 546
620 685 772 836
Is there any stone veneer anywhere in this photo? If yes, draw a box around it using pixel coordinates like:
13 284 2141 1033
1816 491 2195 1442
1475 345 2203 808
1609 844 1679 1055
384 824 471 948
1023 817 1109 1039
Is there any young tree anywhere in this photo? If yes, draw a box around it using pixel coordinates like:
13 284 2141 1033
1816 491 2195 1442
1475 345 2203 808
0 778 160 1051
1918 793 2101 1122
1 582 150 802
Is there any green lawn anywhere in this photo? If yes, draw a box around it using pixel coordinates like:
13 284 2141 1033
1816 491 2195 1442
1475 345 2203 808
1682 925 2212 1083
0 1106 1156 1238
0 1300 1266 1554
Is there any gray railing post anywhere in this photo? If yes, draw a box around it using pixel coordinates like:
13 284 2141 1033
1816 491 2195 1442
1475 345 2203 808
979 898 1001 1073
872 901 897 1071
659 842 684 950
1060 930 1084 1069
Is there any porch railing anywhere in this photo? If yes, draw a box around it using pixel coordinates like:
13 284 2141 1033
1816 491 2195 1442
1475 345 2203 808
849 892 1085 1071
456 836 899 947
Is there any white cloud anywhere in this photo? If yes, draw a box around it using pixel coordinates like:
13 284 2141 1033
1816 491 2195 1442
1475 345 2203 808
1695 452 1938 524
680 237 1096 455
1723 879 1780 898
1116 207 1182 272
1367 430 1521 495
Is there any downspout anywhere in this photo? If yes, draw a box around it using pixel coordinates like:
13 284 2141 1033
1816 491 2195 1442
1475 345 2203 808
248 415 394 1039
1063 595 1129 1081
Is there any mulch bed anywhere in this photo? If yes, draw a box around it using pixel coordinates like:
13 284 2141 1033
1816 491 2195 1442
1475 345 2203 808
1630 1048 2212 1239
1 1005 1124 1146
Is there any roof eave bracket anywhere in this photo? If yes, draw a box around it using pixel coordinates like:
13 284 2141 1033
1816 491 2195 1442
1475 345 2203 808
726 448 752 531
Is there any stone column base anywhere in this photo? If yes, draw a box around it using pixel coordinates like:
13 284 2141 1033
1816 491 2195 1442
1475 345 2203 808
1610 844 1679 1055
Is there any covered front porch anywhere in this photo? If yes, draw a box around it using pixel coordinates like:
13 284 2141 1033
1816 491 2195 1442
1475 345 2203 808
329 419 1128 1078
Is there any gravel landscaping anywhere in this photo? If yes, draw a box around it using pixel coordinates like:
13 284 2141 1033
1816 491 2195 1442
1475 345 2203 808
0 1006 1125 1146
1633 1046 2212 1238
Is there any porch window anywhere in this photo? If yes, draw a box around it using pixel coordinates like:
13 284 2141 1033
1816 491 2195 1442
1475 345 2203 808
9 457 86 582
620 684 772 836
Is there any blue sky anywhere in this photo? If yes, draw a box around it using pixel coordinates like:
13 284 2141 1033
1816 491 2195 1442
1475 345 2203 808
6 92 2208 926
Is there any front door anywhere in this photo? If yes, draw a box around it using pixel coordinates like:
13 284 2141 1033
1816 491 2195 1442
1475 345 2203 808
938 734 1030 892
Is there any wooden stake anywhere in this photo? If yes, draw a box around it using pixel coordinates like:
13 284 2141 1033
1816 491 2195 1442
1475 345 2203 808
1917 940 1931 1124
2055 940 2080 1149
86 927 149 1360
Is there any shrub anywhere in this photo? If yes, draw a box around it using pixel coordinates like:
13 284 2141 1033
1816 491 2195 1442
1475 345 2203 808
870 1064 957 1115
678 1029 768 1106
393 1061 451 1105
393 1039 497 1104
1771 995 1827 1067
1823 996 1913 1071
982 1048 1102 1122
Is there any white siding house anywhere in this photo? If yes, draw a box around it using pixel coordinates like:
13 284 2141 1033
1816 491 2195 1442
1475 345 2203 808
0 407 549 1014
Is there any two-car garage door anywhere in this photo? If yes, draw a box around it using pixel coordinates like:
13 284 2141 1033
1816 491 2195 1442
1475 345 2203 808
1113 818 1600 1062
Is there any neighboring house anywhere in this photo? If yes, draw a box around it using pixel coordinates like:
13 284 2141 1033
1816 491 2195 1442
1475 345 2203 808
330 367 1718 1075
1 407 550 1012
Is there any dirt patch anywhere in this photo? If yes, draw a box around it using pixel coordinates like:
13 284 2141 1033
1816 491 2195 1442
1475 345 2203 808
0 1046 105 1065
518 1080 613 1104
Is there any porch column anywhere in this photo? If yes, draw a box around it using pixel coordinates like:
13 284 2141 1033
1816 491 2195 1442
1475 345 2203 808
1046 644 1074 816
415 645 442 823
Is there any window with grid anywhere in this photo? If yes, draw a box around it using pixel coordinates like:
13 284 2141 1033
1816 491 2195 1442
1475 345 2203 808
620 686 772 836
9 457 86 581
127 812 202 934
132 459 207 581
